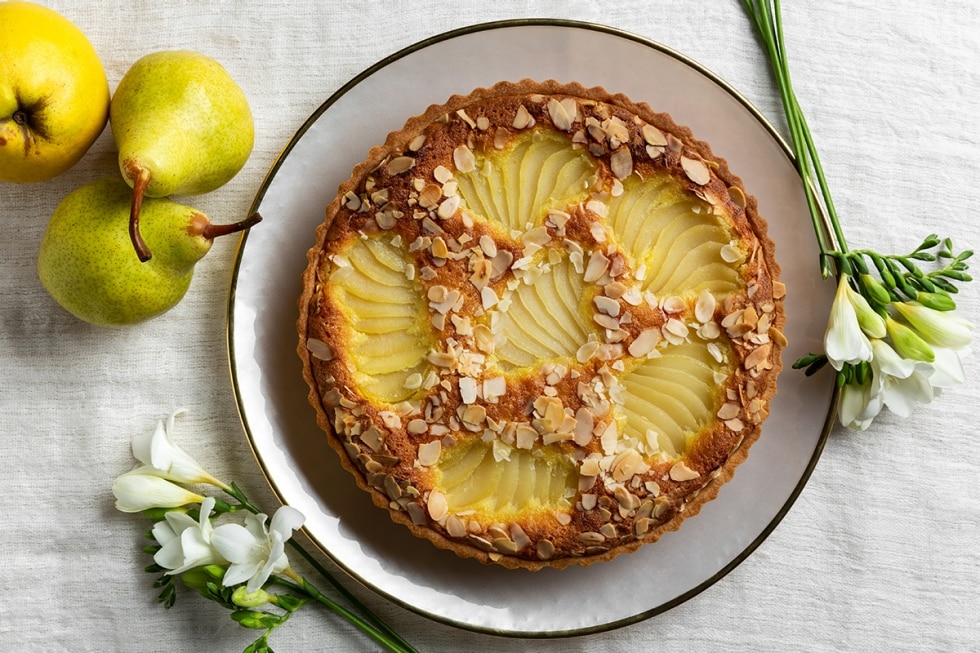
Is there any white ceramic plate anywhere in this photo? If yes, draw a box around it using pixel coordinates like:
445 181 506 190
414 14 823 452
228 19 837 637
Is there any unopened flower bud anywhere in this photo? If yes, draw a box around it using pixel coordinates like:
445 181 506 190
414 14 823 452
893 301 973 348
232 586 271 608
885 316 935 363
915 291 956 312
858 274 892 308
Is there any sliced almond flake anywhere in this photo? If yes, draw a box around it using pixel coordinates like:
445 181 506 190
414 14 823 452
512 104 533 129
453 145 476 173
664 318 689 338
408 134 426 152
547 97 577 131
720 243 743 263
306 338 333 361
725 417 745 432
479 234 498 258
483 376 506 402
459 377 478 404
680 156 710 185
586 200 608 219
427 490 448 521
669 461 701 482
628 328 662 358
475 115 490 131
386 156 415 176
583 251 611 283
695 289 716 323
661 295 686 314
417 440 441 466
576 339 600 363
433 165 453 184
455 108 476 128
744 342 773 371
515 424 537 449
646 144 665 159
642 123 668 146
593 295 621 317
437 194 460 219
610 148 633 180
717 402 741 420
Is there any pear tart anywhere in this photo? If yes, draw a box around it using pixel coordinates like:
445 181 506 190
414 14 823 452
297 80 786 570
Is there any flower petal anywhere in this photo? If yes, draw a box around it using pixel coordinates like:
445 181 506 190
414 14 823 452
222 561 259 588
825 276 873 369
211 523 258 564
894 302 974 349
269 505 305 539
838 378 881 430
112 470 204 513
929 347 968 389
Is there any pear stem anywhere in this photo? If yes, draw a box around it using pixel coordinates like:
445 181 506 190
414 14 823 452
201 212 263 241
128 165 153 263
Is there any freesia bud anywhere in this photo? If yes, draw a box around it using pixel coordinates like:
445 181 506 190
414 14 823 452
859 274 892 308
893 301 974 349
113 469 206 513
885 316 935 363
915 291 956 312
231 586 271 608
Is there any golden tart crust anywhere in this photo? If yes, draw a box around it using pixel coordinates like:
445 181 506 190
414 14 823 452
298 80 786 570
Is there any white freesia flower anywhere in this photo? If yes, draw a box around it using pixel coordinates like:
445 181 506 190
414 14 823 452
212 505 305 593
893 301 974 349
838 375 881 431
113 468 206 513
153 497 226 575
868 340 934 418
132 410 228 489
825 275 880 370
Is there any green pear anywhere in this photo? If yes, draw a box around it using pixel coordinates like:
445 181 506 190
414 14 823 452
110 50 254 261
37 177 261 327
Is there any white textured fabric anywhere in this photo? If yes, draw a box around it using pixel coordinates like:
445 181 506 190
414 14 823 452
2 1 978 651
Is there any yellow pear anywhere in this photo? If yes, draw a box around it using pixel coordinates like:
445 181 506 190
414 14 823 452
38 177 261 327
110 50 254 261
0 1 109 183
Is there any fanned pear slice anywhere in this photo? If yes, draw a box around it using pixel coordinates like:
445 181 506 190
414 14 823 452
328 236 431 403
435 438 576 520
606 174 744 300
455 129 597 232
618 337 733 459
491 254 594 371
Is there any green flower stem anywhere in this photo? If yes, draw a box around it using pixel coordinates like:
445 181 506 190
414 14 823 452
271 576 417 653
223 483 419 653
742 0 847 277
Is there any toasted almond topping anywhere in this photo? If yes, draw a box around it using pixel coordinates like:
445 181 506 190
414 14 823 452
387 156 415 175
717 402 741 420
695 289 716 323
453 145 476 173
628 328 661 358
593 295 621 317
459 377 478 404
680 156 710 185
427 490 448 521
720 243 743 263
583 250 610 283
744 342 772 371
306 338 334 361
513 104 533 129
610 148 633 180
407 419 428 435
642 123 668 146
547 97 578 131
669 461 701 481
417 440 441 466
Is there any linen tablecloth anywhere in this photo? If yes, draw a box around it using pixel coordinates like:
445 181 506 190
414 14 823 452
2 1 977 650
